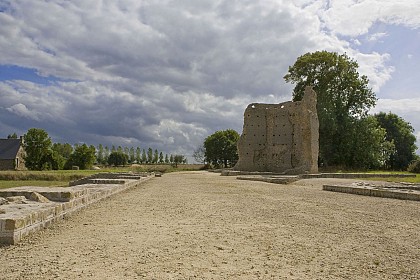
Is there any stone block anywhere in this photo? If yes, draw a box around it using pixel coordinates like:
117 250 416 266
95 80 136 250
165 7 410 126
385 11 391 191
28 192 50 203
5 218 25 230
0 197 8 205
6 196 26 203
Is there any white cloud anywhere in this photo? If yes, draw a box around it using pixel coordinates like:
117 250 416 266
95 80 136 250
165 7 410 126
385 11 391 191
6 103 40 121
368 32 388 42
352 39 361 46
0 0 419 155
352 52 395 92
374 98 420 113
416 132 420 146
320 0 420 37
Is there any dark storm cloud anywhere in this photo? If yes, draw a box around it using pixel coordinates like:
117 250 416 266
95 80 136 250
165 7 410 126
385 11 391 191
1 0 415 156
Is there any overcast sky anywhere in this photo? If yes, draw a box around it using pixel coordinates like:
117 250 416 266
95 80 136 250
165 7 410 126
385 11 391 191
0 0 419 160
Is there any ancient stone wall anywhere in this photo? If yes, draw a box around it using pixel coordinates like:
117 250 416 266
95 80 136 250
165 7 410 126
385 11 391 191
234 87 319 174
0 173 154 245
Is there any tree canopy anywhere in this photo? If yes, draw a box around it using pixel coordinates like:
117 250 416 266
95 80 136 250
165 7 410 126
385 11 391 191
108 151 128 166
19 127 187 170
374 112 417 170
23 128 53 170
7 133 17 139
66 144 96 170
284 51 380 168
204 129 239 168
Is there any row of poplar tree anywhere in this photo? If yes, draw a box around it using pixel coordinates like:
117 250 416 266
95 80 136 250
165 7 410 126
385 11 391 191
9 128 186 170
96 144 186 166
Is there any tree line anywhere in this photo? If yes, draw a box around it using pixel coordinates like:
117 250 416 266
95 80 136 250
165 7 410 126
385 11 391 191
96 144 187 167
13 128 186 171
198 51 418 171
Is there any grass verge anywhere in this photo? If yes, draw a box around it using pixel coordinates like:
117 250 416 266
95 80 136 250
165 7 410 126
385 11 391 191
0 180 67 190
0 164 206 190
364 174 420 184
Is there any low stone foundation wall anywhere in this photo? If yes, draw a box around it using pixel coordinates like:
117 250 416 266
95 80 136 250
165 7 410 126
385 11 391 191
237 175 300 184
68 172 148 186
0 173 154 245
301 173 416 179
223 171 416 185
222 170 416 179
323 182 420 202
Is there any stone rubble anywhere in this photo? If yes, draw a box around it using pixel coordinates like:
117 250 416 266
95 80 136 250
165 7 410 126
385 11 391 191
0 172 155 245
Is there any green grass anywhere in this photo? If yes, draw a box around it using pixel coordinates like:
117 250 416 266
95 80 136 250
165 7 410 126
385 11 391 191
365 174 420 184
0 180 68 190
0 164 206 190
0 170 96 181
318 167 420 183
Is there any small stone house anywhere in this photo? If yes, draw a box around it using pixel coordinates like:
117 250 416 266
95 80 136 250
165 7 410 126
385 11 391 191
0 137 26 170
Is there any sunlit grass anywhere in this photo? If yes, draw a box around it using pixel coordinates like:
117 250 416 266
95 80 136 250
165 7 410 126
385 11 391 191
365 174 420 184
0 180 67 190
0 164 206 190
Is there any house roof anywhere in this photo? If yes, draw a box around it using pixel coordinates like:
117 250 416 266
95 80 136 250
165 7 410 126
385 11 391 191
0 139 21 160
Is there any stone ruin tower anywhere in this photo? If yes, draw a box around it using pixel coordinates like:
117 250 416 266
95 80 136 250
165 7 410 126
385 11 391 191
234 86 319 174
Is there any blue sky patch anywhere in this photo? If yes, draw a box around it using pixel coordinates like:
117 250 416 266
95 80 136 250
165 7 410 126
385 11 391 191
0 65 63 85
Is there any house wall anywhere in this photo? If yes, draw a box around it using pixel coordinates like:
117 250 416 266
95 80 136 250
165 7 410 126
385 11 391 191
0 159 15 171
15 146 26 170
0 147 26 171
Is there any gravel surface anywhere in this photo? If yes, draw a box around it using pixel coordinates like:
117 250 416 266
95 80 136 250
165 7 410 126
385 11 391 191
0 171 419 279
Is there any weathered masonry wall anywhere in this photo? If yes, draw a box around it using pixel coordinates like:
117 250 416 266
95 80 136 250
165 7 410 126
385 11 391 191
0 173 154 245
323 183 420 202
234 87 319 174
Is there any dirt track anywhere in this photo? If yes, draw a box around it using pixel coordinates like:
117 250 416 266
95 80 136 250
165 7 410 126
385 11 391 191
0 171 419 279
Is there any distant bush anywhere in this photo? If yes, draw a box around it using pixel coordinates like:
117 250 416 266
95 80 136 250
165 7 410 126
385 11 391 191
407 160 420 173
108 151 128 167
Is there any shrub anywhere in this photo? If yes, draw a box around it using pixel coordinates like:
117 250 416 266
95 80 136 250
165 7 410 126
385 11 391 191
407 159 420 173
108 151 128 166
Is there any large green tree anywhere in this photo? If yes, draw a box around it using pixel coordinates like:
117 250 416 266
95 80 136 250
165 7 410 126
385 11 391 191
172 154 186 167
66 144 96 170
129 147 135 164
96 144 105 165
108 151 128 166
204 129 239 168
147 148 153 163
23 128 53 170
374 112 417 170
284 51 378 168
51 143 73 170
343 116 394 169
52 143 73 159
153 149 159 164
141 149 147 163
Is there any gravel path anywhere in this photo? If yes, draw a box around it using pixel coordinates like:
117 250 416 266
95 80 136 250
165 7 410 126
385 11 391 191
0 171 419 279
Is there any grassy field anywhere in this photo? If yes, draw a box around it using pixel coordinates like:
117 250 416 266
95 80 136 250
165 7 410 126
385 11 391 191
0 165 417 190
365 174 420 184
0 181 68 190
318 167 420 183
0 164 206 189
